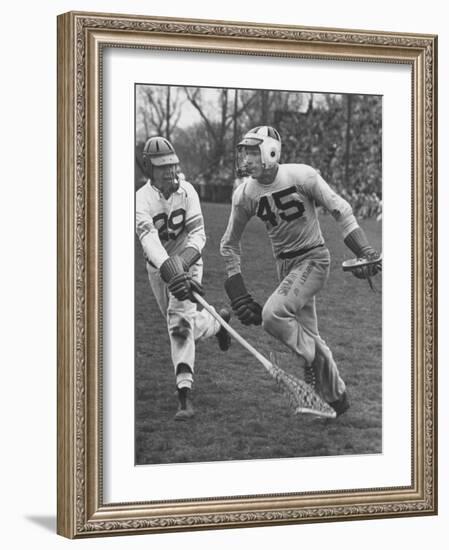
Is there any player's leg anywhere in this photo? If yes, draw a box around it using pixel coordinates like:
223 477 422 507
166 294 197 388
148 264 195 382
147 262 230 419
166 294 197 420
289 264 347 407
189 263 231 351
298 297 346 404
147 264 196 419
261 257 346 406
261 258 325 364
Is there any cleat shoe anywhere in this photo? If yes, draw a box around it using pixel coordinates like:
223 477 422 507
304 364 317 390
174 387 194 421
215 308 232 351
329 391 350 417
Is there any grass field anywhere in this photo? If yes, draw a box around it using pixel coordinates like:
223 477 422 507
135 202 382 465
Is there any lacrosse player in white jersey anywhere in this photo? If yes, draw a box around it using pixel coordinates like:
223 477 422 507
220 126 381 417
136 136 231 421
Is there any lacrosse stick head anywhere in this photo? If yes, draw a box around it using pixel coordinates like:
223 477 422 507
342 253 382 273
268 353 337 419
342 253 382 291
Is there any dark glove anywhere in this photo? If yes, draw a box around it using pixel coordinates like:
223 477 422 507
352 249 382 279
231 294 263 325
344 227 381 279
224 273 262 326
160 255 204 302
168 273 204 302
159 255 184 283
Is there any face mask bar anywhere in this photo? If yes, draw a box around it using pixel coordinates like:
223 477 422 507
236 146 250 177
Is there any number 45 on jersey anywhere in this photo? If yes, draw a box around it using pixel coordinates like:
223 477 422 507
257 186 305 227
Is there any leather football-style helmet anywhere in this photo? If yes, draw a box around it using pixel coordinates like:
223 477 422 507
142 136 179 178
142 136 180 197
237 126 282 172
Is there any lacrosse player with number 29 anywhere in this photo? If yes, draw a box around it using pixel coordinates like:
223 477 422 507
136 137 231 421
220 126 381 417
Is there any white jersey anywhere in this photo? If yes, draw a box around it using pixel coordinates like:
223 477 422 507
220 164 357 276
136 178 205 268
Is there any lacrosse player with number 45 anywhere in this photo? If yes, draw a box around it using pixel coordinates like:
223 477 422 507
136 137 231 421
220 126 381 417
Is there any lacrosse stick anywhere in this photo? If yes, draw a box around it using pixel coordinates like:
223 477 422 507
192 291 336 419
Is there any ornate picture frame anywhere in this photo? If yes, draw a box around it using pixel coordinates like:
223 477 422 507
57 11 437 538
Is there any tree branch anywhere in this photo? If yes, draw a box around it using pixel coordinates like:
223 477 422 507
183 87 217 142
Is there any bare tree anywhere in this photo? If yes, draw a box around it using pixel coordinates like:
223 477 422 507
183 87 259 179
344 94 352 186
137 85 184 141
260 89 269 122
166 86 171 141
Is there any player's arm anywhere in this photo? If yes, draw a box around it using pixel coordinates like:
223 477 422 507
136 189 202 301
135 191 169 269
220 188 262 326
220 183 256 276
307 169 381 276
180 183 206 270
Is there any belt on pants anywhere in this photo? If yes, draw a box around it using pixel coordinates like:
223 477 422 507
278 243 324 260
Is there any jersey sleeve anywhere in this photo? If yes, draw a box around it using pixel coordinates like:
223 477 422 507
135 188 169 268
305 169 359 238
220 184 252 277
184 183 206 253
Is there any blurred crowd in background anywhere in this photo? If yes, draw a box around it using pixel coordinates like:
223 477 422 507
136 85 382 220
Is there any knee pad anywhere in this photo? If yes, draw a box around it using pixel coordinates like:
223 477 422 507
168 314 192 341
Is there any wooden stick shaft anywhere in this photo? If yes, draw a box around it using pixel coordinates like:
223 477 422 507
193 292 272 370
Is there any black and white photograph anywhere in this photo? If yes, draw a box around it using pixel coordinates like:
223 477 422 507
134 83 382 466
53 8 437 540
